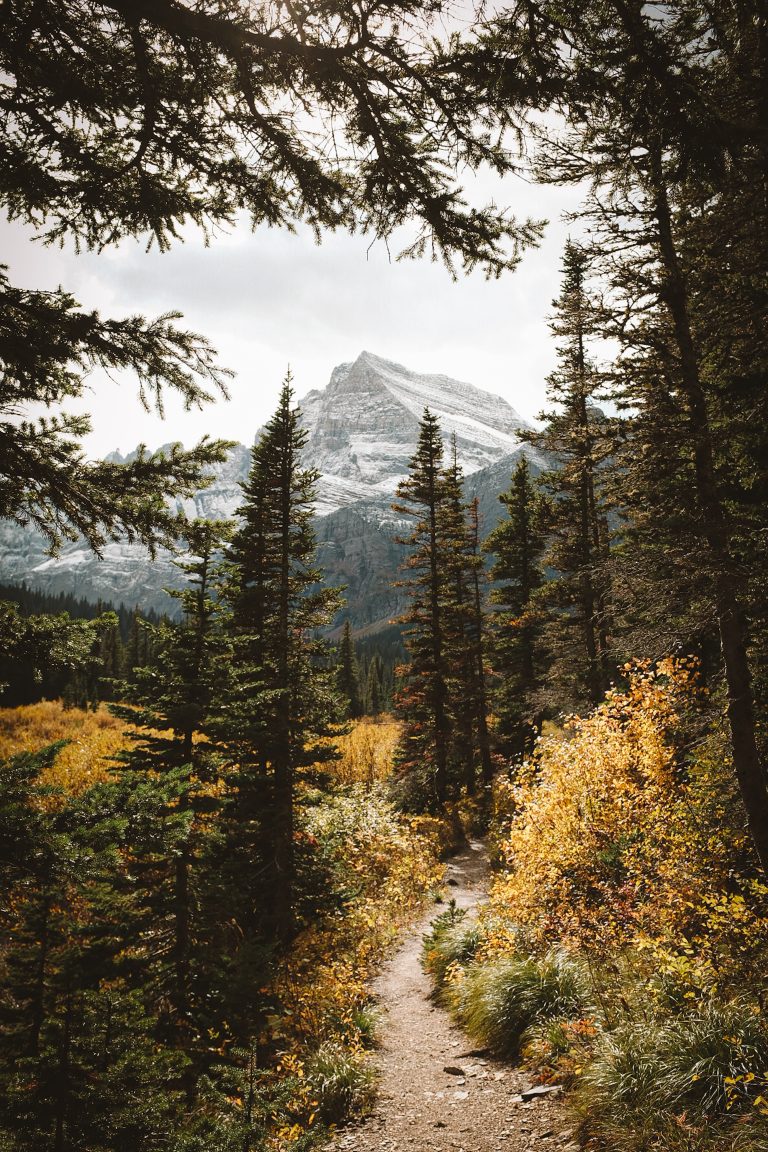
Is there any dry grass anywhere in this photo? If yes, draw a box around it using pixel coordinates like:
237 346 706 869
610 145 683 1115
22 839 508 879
0 700 132 795
330 715 401 785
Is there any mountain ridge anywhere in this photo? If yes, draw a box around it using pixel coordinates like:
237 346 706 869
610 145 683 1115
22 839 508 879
0 353 541 629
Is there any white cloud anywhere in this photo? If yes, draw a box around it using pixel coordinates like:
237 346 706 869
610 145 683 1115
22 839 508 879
2 172 584 458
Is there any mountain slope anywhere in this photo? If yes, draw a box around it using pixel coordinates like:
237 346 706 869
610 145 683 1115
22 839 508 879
300 351 531 516
0 355 540 626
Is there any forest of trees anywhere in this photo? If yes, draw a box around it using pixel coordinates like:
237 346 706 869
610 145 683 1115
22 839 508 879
1 0 766 1149
0 381 353 1147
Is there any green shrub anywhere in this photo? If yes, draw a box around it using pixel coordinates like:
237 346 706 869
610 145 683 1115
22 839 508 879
573 1002 768 1149
349 1005 380 1049
454 950 589 1060
305 1042 375 1125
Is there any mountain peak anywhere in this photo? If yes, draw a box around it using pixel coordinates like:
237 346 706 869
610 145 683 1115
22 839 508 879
0 351 538 623
298 353 532 517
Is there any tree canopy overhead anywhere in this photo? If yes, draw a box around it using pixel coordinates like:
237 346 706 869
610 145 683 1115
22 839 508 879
1 0 542 274
0 270 231 553
0 0 547 561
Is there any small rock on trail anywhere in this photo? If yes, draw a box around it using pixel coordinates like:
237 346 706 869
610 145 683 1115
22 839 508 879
327 840 571 1152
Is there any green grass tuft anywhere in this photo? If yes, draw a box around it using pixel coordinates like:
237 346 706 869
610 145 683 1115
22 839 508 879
305 1042 375 1125
454 950 589 1060
422 903 484 996
573 1001 768 1149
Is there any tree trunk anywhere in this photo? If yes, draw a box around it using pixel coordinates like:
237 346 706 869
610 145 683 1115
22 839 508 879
650 145 768 875
469 502 493 786
273 434 295 943
174 728 193 1027
30 894 50 1056
428 474 449 807
53 989 72 1152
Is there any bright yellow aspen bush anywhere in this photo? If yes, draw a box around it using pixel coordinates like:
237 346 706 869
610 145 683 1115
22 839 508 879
488 660 687 953
329 715 401 785
486 659 768 1000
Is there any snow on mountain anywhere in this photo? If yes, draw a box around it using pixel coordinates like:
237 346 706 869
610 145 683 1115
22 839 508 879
0 353 539 620
300 351 531 517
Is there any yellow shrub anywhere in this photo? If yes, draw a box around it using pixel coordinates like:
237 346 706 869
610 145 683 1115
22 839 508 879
487 661 688 953
329 715 401 784
485 658 768 999
271 785 442 1055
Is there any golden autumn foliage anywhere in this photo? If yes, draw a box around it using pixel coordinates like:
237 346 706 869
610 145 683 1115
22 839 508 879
245 784 443 1147
0 700 132 797
419 661 768 1149
484 657 768 997
272 785 442 1053
487 658 692 954
0 701 443 1146
327 715 401 785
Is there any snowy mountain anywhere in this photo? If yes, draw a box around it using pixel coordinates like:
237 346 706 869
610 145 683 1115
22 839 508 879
301 351 530 517
0 444 253 614
0 353 540 626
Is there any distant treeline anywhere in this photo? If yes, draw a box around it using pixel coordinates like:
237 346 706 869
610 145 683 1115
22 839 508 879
0 583 160 642
0 583 166 708
0 582 403 716
335 621 405 716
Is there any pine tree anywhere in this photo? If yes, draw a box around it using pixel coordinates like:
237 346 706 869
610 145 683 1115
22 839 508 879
2 2 536 280
484 457 548 759
393 410 452 809
222 373 341 944
441 443 492 795
0 749 188 1149
365 657 384 716
442 442 478 794
0 272 233 561
467 499 494 786
337 621 363 719
109 520 230 1042
494 0 768 872
527 242 615 710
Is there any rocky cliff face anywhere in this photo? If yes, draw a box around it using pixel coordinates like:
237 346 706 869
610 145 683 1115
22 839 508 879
301 351 530 516
0 353 540 627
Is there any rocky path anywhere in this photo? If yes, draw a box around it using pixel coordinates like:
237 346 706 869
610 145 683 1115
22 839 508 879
330 840 577 1152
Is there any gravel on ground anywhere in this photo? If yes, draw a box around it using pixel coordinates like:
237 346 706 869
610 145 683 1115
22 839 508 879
328 840 578 1152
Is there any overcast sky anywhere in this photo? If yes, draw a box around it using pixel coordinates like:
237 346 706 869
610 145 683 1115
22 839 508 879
5 172 584 459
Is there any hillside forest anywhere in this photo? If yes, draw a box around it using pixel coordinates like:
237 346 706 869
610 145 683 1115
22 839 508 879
1 1 768 1151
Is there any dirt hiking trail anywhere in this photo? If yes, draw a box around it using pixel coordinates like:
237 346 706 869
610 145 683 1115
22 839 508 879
330 840 578 1152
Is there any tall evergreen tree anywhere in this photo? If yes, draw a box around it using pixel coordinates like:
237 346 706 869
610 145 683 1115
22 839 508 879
442 441 478 794
109 520 230 1044
0 748 188 1150
493 0 768 872
484 456 548 760
365 656 384 716
466 498 494 787
337 621 363 719
393 410 452 809
526 243 615 710
222 374 341 944
441 444 493 794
